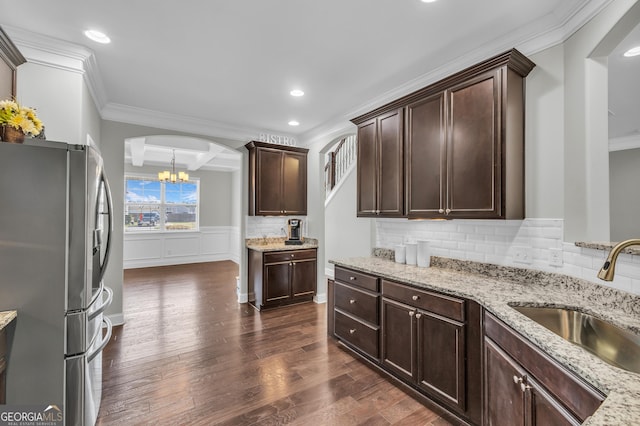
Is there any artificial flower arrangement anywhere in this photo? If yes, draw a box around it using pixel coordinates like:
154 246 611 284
0 99 44 137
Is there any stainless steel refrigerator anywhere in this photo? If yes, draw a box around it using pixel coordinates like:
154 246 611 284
0 138 114 425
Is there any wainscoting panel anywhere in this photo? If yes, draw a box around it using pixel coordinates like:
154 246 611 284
124 226 240 269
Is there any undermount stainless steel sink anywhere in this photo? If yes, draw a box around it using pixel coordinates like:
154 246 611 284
511 305 640 374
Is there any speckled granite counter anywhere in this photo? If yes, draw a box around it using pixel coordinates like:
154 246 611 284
329 255 640 425
0 310 17 330
576 241 640 256
246 237 318 252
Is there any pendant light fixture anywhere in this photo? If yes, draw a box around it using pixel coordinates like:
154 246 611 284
158 150 189 183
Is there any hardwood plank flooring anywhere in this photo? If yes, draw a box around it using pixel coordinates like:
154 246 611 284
96 261 453 425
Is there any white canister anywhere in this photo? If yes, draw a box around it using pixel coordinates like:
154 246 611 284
395 245 406 264
405 243 417 265
417 240 431 268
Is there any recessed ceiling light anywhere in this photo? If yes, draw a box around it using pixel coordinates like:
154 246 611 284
290 89 304 97
623 46 640 57
84 30 111 44
421 0 438 3
288 120 300 126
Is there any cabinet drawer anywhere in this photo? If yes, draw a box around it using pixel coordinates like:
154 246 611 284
334 282 379 325
335 310 379 359
264 249 316 264
335 266 379 292
382 280 465 322
485 312 604 423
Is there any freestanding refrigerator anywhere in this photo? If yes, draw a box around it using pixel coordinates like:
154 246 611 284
0 138 114 426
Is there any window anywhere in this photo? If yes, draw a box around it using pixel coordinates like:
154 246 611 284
125 175 199 232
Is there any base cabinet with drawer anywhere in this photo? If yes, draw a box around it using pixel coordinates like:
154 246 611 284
381 279 479 420
484 312 605 425
330 267 482 425
332 267 381 360
248 248 317 310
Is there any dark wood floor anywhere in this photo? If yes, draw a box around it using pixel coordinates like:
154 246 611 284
96 261 452 425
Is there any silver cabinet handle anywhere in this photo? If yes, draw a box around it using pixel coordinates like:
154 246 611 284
520 383 532 392
349 328 356 334
409 311 415 317
513 375 521 384
438 209 444 214
445 208 451 214
290 254 295 258
350 276 356 281
415 313 422 319
349 299 356 304
412 295 419 301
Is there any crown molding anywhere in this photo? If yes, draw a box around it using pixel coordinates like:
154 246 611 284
3 0 615 147
609 134 640 152
299 0 613 145
3 25 109 110
101 102 294 143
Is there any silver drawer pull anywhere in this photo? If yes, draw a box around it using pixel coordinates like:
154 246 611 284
349 299 356 304
412 295 419 301
513 375 522 384
415 313 422 319
350 276 356 281
409 311 415 317
349 328 356 334
290 254 295 258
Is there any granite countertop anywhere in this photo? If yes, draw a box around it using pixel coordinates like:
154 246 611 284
330 254 640 425
246 237 319 252
0 310 17 330
575 241 640 256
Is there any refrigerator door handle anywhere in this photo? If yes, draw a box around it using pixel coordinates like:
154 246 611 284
88 286 113 321
87 317 113 363
98 171 114 283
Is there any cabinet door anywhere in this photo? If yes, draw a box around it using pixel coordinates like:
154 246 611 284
282 151 307 215
447 70 501 218
256 149 284 215
357 119 378 216
528 378 581 426
291 259 316 297
484 337 526 426
416 311 466 412
406 93 445 218
264 262 290 302
381 298 415 383
378 109 404 216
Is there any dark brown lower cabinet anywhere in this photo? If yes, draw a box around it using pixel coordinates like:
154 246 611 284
484 312 605 426
0 327 6 404
381 290 467 415
248 248 317 310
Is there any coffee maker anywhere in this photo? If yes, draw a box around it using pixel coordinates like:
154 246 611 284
285 218 303 245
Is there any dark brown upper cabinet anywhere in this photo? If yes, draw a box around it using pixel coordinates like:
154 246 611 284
355 108 404 217
246 141 308 216
0 26 26 100
353 49 535 220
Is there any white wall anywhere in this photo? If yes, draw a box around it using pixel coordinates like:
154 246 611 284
610 148 640 241
324 167 373 276
16 62 84 145
562 0 639 242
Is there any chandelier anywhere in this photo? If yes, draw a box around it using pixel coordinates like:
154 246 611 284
158 150 189 183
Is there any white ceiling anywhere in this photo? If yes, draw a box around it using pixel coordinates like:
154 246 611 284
1 0 638 165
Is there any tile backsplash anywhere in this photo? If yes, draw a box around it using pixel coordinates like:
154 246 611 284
375 218 640 295
245 216 308 239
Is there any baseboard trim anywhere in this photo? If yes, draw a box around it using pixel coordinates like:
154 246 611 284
314 293 327 304
124 254 234 269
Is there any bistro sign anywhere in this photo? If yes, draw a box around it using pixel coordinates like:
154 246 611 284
258 133 297 147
